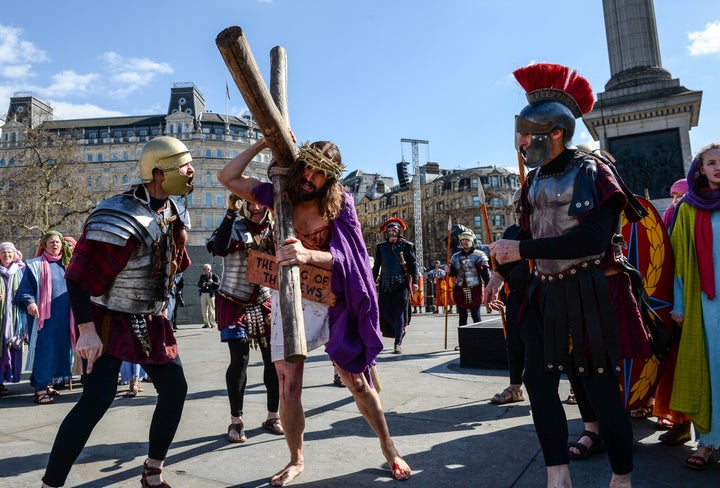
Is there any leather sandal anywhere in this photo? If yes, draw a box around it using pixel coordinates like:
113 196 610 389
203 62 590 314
685 447 713 471
261 417 284 435
34 391 54 405
141 459 172 488
630 401 654 419
124 379 144 398
490 386 525 404
227 421 247 443
568 430 605 460
660 422 692 446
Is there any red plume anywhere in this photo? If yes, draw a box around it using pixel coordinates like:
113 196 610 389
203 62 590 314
513 63 594 116
380 217 407 232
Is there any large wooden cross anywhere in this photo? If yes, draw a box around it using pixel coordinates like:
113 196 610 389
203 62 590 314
216 26 306 362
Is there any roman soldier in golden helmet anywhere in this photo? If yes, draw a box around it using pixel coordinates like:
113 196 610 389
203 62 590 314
449 228 490 327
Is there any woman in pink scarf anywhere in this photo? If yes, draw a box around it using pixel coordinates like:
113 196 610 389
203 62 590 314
14 231 73 405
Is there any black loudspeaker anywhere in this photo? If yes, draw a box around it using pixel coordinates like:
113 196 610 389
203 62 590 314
396 161 410 190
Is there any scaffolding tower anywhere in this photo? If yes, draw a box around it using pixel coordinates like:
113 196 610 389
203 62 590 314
400 138 429 270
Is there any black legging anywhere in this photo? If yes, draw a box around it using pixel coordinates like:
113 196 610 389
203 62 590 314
226 339 279 417
42 354 187 487
378 286 409 346
458 305 481 326
521 310 633 474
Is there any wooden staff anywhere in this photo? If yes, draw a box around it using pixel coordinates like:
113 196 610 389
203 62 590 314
517 151 526 186
444 216 451 349
478 183 508 339
216 26 306 362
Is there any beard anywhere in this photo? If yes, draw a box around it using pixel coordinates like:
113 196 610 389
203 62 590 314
296 180 331 202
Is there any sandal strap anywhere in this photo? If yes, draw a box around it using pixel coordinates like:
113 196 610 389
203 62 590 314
142 460 163 477
579 430 602 445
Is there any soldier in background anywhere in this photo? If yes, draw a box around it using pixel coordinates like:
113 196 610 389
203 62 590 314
372 218 419 354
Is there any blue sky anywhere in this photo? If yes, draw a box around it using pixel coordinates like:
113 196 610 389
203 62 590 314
1 1 719 179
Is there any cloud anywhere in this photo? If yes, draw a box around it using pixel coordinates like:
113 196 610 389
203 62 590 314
102 52 173 97
0 24 49 79
42 70 100 98
50 100 124 120
688 20 720 56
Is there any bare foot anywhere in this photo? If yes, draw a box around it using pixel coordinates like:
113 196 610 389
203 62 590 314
381 442 411 480
389 456 411 480
271 461 304 486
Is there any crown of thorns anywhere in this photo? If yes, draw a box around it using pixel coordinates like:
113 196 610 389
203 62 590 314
296 141 345 180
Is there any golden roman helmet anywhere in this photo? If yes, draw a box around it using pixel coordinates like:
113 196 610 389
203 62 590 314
138 136 194 196
458 230 476 249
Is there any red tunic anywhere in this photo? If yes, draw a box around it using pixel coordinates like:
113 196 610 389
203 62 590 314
66 225 190 364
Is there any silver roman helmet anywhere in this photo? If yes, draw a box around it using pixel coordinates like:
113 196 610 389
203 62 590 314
513 63 595 169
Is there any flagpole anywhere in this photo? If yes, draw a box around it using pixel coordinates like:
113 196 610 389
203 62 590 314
444 216 452 349
225 80 230 125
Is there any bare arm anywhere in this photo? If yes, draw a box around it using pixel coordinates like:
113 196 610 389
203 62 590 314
217 138 269 201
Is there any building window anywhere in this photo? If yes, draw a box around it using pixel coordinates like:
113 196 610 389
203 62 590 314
97 153 103 162
186 194 193 206
114 131 122 138
216 193 223 206
8 158 14 167
205 193 212 205
472 196 480 207
204 215 213 228
216 214 224 226
89 132 97 139
151 129 161 136
216 149 223 158
139 130 148 136
205 171 212 184
472 178 479 189
112 153 119 161
474 215 482 227
489 197 504 207
87 177 92 188
491 215 505 226
96 176 102 187
127 131 135 137
122 175 129 184
87 154 93 162
0 159 5 167
123 152 129 160
205 149 212 157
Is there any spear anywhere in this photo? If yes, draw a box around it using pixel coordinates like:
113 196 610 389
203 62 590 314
444 215 451 349
478 182 508 339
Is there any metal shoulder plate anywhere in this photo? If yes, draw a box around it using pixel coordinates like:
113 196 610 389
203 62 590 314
84 195 160 247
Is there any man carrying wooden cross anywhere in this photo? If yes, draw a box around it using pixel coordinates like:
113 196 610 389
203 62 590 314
218 138 411 486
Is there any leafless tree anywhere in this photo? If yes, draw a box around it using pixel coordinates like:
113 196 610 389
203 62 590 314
0 127 111 254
